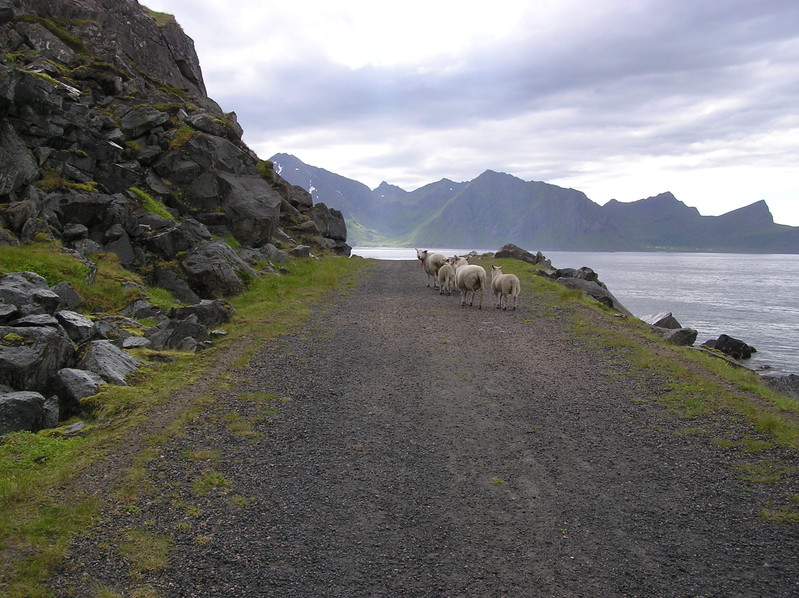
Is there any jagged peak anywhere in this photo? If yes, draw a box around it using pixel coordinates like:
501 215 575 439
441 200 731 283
719 199 773 224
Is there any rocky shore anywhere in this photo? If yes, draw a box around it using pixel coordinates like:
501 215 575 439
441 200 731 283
495 243 799 398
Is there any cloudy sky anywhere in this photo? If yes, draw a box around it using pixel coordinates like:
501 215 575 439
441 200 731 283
142 0 799 225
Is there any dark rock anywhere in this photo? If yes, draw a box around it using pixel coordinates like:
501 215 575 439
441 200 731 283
152 266 201 305
54 310 96 345
145 314 208 351
42 396 60 429
0 302 18 324
264 243 289 264
760 373 799 399
495 243 540 264
121 336 151 349
0 122 39 195
51 281 84 311
119 106 170 139
93 316 145 345
48 368 105 418
179 240 257 298
660 327 698 346
289 245 312 258
75 340 140 386
216 173 282 247
642 312 682 329
0 272 62 316
119 300 165 321
11 313 61 328
0 391 46 435
309 203 348 241
0 325 76 392
62 224 89 242
556 277 632 316
702 334 756 360
170 299 235 327
146 218 212 259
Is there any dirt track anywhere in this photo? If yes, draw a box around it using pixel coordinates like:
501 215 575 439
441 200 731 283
52 259 799 597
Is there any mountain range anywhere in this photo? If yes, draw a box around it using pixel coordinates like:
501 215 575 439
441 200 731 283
271 153 799 253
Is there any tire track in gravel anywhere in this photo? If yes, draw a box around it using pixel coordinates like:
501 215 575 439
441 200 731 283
51 259 799 597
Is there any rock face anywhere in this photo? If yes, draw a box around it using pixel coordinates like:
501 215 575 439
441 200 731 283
0 0 353 434
0 0 351 294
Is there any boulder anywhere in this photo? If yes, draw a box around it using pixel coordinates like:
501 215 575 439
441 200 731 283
309 203 348 241
642 312 682 330
760 373 799 399
119 300 166 321
145 314 208 351
702 334 756 360
170 299 235 327
54 310 95 344
51 281 84 311
0 391 46 435
556 277 632 316
216 173 282 247
179 240 257 298
47 367 105 418
289 245 311 258
495 243 538 263
75 341 140 386
121 336 151 349
660 327 698 346
0 272 61 316
0 325 76 392
119 106 170 139
263 243 289 264
93 315 145 345
152 266 201 305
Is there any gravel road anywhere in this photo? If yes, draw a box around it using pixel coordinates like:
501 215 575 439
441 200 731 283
52 259 799 597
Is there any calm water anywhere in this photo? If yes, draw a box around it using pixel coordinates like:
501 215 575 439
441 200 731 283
352 247 799 375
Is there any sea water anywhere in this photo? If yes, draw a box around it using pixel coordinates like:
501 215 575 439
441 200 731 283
351 247 799 375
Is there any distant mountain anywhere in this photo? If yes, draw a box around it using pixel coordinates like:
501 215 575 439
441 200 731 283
270 154 799 253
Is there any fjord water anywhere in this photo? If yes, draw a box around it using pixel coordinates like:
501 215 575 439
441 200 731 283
352 248 799 375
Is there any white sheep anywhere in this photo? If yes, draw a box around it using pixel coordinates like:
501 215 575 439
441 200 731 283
437 258 456 295
416 248 446 288
491 265 521 310
453 256 487 309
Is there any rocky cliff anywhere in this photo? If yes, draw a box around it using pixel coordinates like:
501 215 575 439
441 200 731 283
0 0 350 286
0 0 351 435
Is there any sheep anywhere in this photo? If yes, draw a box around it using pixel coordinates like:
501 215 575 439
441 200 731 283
490 265 521 310
453 256 487 309
416 248 446 288
437 258 456 295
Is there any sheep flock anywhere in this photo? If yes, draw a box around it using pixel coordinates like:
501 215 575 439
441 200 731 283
415 248 520 311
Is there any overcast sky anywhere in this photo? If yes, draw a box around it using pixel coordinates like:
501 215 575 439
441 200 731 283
142 0 799 226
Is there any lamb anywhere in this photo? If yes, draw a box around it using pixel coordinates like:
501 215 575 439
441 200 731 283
491 265 521 310
437 258 456 295
416 248 446 288
453 256 487 309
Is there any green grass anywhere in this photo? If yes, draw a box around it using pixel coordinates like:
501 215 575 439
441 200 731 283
129 187 175 221
190 471 230 496
118 530 173 575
